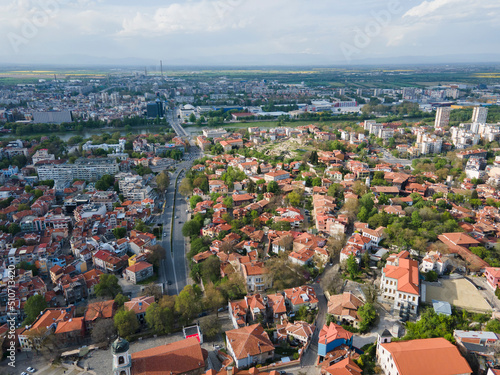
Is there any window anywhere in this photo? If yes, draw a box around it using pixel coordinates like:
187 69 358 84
119 356 125 365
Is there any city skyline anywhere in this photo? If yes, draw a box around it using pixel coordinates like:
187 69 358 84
1 0 500 66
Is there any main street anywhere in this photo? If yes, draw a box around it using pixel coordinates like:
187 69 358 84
158 109 201 295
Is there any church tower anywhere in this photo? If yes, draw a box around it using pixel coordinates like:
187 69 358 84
112 337 131 375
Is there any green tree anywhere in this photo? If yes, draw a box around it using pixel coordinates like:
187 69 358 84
145 300 174 334
223 196 233 209
204 283 226 317
190 195 203 209
112 227 127 239
267 181 279 193
312 177 322 187
486 319 500 334
95 274 122 298
182 220 202 237
189 113 197 123
179 178 193 196
156 171 170 191
287 190 303 207
346 254 359 280
114 293 129 308
8 223 21 234
175 285 202 325
201 256 221 284
24 294 48 325
114 309 139 338
200 315 222 340
358 303 377 332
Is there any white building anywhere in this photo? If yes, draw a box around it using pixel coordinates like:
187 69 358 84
380 251 420 315
472 106 488 124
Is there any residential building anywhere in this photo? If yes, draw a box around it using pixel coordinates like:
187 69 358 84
226 324 275 368
124 261 154 284
124 296 155 324
472 106 488 124
284 285 318 312
484 267 500 290
435 107 451 128
327 292 365 328
318 323 353 357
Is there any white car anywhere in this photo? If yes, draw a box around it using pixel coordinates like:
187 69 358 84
27 368 36 373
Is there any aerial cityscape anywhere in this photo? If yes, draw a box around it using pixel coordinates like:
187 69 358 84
2 1 500 375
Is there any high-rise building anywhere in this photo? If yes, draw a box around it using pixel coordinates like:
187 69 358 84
146 99 164 118
434 107 451 128
472 106 488 124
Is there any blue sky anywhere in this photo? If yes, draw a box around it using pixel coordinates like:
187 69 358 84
1 0 499 65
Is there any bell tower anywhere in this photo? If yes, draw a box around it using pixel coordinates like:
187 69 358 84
112 337 131 375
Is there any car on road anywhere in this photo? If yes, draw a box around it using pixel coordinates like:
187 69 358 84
27 368 36 373
175 216 178 219
167 280 172 285
198 311 208 317
21 372 29 375
178 221 182 224
163 233 167 237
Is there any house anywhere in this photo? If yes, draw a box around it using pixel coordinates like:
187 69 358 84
124 296 155 324
129 337 206 375
380 251 420 315
288 248 315 266
282 321 315 344
245 294 266 322
318 323 353 357
484 267 500 290
226 324 275 368
241 261 269 293
84 299 116 332
18 307 75 351
376 336 472 375
54 317 85 346
421 251 449 275
264 170 290 182
324 358 362 375
124 261 154 284
284 285 318 312
327 292 365 328
361 226 385 246
454 330 499 347
228 299 249 329
266 293 287 321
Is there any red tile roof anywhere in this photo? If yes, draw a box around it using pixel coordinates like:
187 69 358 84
380 337 472 375
131 337 205 375
226 324 274 360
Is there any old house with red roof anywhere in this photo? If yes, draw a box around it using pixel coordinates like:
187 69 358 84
226 324 274 368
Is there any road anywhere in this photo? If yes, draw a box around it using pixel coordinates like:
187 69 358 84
158 109 201 295
374 146 413 168
300 282 328 367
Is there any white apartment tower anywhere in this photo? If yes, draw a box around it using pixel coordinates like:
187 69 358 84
434 107 451 128
472 106 488 124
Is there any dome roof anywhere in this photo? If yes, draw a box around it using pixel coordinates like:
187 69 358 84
112 337 129 354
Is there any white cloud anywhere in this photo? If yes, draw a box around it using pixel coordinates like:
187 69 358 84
118 1 252 37
404 0 500 21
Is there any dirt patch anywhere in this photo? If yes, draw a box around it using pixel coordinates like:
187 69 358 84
423 278 491 313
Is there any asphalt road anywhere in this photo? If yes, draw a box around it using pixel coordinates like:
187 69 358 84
158 111 201 295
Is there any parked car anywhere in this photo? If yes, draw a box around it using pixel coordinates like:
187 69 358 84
27 368 36 373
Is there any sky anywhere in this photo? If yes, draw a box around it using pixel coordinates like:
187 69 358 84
1 0 500 66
